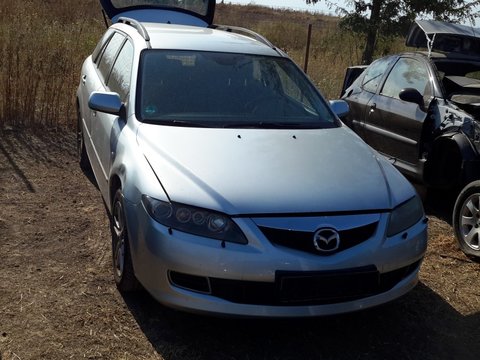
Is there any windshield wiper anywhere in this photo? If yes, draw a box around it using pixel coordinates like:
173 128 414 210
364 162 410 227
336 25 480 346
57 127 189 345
171 120 213 127
222 121 319 129
143 119 213 127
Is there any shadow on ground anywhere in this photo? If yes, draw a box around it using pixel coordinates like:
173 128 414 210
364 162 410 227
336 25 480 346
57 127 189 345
121 282 478 360
424 187 459 225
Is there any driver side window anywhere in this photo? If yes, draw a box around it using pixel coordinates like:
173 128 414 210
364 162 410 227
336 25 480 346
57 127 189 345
362 56 394 93
381 58 429 99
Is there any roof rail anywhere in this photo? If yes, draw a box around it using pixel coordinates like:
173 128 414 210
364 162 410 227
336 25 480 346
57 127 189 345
213 25 275 49
118 17 150 43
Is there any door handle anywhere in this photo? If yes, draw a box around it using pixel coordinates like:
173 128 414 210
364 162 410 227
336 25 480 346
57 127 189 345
369 103 376 113
82 75 87 85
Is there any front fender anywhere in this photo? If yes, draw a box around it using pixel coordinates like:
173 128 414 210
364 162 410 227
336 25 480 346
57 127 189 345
108 120 169 212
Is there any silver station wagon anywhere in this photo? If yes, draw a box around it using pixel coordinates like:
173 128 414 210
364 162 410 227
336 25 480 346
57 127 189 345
76 0 428 317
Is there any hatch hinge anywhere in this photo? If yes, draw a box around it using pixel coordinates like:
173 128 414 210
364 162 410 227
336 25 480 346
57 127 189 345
424 32 436 58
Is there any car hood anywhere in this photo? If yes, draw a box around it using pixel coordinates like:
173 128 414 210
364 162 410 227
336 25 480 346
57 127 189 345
406 19 480 58
99 0 215 26
137 124 411 215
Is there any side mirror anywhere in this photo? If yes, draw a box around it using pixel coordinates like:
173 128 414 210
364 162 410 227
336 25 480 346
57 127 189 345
329 100 350 118
399 88 424 107
88 92 126 118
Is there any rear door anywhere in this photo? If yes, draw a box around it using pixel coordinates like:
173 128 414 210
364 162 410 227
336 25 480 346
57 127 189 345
79 30 115 173
363 55 431 178
343 56 395 140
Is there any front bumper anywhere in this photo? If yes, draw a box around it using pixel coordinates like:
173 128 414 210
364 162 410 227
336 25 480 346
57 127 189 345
124 200 428 317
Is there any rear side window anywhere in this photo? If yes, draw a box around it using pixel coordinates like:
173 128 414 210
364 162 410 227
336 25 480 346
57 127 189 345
108 41 134 101
92 31 114 63
362 57 394 93
97 32 125 84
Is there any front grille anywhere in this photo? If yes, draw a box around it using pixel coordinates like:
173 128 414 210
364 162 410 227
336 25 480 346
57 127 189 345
209 260 422 306
259 222 378 255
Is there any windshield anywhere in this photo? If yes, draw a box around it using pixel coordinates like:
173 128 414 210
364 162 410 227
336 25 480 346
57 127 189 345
137 50 339 129
111 0 210 15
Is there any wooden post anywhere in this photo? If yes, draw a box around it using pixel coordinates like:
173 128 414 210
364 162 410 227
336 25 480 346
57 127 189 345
304 24 312 73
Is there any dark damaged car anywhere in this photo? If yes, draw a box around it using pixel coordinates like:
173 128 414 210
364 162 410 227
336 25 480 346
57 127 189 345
341 20 480 258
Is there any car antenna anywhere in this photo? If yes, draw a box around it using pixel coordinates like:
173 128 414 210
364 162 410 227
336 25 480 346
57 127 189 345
102 9 109 29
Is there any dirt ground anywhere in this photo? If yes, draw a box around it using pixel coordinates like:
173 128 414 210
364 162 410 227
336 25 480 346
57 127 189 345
0 129 479 360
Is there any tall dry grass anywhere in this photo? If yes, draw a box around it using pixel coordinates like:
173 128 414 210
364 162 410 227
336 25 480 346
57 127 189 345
0 0 104 129
0 1 404 130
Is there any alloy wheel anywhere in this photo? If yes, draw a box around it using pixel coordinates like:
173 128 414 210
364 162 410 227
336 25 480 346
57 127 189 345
458 193 480 251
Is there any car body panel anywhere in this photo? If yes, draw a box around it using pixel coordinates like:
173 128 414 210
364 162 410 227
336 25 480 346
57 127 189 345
99 0 216 26
145 25 280 56
123 198 427 317
363 92 426 165
78 57 111 195
406 20 480 58
137 124 395 215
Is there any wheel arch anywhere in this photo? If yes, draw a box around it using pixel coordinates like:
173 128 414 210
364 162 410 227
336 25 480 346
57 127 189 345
424 132 480 188
109 174 123 211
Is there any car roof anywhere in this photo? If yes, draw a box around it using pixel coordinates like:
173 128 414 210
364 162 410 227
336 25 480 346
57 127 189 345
113 21 282 57
395 50 480 62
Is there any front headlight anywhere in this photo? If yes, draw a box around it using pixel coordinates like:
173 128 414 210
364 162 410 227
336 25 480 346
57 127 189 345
387 195 424 237
142 195 247 244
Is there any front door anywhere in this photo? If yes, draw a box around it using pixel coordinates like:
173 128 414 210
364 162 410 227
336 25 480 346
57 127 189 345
363 56 430 177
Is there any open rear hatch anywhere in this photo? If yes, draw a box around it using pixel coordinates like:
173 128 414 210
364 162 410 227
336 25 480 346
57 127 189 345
99 0 216 26
406 19 480 57
406 20 480 119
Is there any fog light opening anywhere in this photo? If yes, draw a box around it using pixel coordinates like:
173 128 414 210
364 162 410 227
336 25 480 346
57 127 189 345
168 271 211 294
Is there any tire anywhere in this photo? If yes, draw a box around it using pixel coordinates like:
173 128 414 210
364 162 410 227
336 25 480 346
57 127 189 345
452 181 480 258
77 108 91 171
111 189 141 291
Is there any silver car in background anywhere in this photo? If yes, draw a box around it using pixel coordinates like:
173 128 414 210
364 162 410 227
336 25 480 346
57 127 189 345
76 0 428 317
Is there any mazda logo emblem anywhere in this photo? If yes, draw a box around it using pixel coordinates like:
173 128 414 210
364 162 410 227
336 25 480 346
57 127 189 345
313 228 340 253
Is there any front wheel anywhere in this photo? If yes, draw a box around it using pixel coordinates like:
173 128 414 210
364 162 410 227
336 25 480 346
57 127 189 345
452 181 480 258
111 189 141 291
